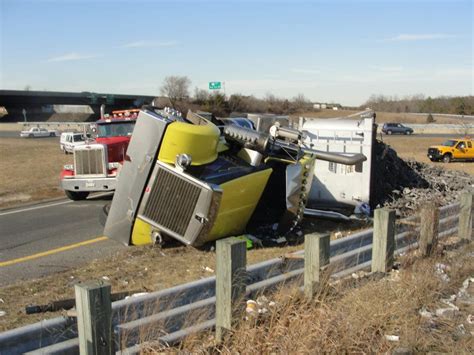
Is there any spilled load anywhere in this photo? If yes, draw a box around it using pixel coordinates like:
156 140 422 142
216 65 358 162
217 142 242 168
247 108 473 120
104 108 366 247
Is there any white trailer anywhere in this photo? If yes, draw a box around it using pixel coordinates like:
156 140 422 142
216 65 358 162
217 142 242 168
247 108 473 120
300 116 375 216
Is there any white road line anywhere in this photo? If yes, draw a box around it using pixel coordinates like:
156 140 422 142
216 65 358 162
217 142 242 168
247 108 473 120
0 192 112 217
0 200 72 216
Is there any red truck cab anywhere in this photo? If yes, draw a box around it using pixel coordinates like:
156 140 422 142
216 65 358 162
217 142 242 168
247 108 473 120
60 109 138 200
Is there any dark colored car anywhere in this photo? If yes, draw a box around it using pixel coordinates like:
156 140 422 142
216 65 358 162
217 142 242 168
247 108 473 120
381 123 414 135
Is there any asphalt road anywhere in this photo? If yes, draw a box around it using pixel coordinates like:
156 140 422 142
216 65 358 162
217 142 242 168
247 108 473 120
0 130 470 139
0 194 125 286
0 131 59 138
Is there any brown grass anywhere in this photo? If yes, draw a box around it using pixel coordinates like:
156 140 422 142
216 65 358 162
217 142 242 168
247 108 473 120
164 242 474 353
0 243 303 332
0 137 72 207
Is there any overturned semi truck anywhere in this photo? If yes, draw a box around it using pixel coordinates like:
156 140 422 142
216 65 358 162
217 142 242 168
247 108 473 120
103 108 367 247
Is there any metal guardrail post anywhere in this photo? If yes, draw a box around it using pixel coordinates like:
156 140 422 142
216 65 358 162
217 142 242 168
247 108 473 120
75 280 113 355
419 203 439 256
458 191 473 241
371 208 396 273
215 238 247 343
304 233 330 300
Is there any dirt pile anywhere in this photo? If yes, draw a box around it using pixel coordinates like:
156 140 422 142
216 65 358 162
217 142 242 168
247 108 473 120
373 140 474 215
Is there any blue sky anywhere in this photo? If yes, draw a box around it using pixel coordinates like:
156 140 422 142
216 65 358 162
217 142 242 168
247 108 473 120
0 0 472 105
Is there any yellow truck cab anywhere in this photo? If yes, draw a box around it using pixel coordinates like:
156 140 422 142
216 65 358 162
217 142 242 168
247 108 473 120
427 138 474 163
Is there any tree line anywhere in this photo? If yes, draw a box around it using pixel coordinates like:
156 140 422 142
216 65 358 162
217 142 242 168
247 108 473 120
362 94 474 115
159 76 313 117
159 76 473 117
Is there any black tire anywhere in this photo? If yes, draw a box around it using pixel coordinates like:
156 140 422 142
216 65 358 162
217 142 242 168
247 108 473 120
65 190 89 201
50 132 55 137
442 154 452 163
405 131 412 135
29 133 34 138
387 130 392 135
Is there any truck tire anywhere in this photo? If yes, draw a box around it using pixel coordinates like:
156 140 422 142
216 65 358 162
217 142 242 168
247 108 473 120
65 190 89 201
442 154 452 163
49 132 55 137
387 130 392 135
29 133 34 138
405 131 412 135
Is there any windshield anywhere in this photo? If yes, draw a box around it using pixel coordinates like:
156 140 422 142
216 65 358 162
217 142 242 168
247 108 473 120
442 140 457 147
97 122 135 138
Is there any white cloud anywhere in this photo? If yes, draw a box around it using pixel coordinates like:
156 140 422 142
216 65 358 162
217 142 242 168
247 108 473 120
46 52 100 62
120 40 179 48
384 34 456 41
290 68 321 75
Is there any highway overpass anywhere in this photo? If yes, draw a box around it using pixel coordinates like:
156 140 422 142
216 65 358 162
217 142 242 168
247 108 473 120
0 90 156 122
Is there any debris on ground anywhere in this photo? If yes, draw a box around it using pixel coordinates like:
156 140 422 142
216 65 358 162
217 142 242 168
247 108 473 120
373 141 474 216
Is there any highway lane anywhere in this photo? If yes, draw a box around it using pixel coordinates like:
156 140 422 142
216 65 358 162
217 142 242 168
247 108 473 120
0 130 470 139
0 195 125 286
0 130 60 138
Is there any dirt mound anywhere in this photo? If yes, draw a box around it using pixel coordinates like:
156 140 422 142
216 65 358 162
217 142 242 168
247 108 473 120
373 140 474 215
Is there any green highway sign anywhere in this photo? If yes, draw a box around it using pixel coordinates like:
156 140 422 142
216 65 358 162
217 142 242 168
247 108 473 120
209 81 222 90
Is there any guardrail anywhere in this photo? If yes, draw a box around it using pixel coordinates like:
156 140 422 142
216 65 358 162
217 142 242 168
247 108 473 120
0 194 471 354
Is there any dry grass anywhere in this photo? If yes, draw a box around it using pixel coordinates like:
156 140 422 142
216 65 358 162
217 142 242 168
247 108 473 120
0 137 72 207
0 243 303 331
164 243 474 353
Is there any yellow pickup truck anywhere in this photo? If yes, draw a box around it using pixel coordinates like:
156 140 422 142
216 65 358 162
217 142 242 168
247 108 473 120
427 138 474 163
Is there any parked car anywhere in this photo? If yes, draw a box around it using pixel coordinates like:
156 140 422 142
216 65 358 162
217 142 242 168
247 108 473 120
60 132 87 154
381 123 413 135
428 138 474 163
20 127 58 138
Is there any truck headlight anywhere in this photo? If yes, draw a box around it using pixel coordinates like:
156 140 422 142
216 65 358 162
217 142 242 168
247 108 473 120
175 154 192 171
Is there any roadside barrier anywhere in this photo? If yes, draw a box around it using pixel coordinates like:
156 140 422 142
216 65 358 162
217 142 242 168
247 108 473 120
0 192 471 354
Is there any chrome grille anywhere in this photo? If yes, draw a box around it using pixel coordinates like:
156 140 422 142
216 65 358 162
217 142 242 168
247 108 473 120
75 147 106 176
142 168 202 236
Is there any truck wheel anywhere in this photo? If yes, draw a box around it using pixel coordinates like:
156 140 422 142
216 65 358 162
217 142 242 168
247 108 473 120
29 133 34 138
49 132 55 137
65 190 89 201
405 131 412 135
387 130 392 135
442 154 452 163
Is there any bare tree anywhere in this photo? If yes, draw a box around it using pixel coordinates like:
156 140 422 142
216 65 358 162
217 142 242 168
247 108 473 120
193 87 209 105
291 93 310 112
159 76 191 107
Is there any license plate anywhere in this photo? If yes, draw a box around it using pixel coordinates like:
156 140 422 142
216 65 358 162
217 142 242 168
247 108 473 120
86 180 95 188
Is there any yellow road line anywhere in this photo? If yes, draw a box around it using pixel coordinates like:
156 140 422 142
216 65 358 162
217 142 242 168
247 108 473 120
0 236 109 267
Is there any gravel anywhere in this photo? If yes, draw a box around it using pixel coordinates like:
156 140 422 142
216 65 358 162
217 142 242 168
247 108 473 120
372 140 474 216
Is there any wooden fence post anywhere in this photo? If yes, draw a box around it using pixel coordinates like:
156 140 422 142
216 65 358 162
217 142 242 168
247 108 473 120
458 191 473 242
75 280 113 355
419 202 439 256
371 208 396 273
304 233 330 300
215 237 247 343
